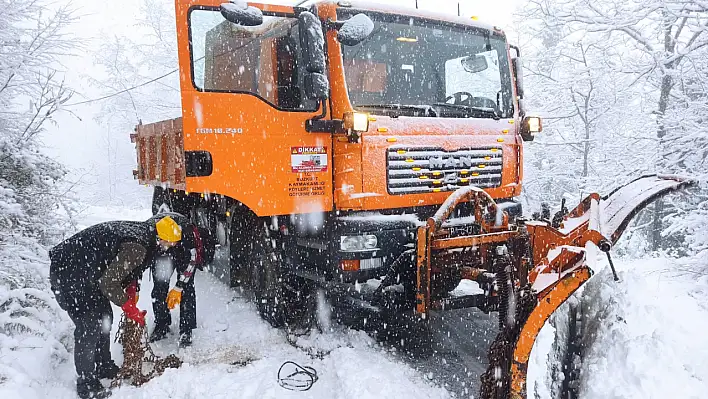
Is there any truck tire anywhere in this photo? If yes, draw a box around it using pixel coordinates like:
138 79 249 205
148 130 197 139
152 187 191 215
227 207 253 287
248 218 310 328
191 207 217 264
196 225 216 265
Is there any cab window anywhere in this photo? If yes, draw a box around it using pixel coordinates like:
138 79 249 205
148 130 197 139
189 8 318 111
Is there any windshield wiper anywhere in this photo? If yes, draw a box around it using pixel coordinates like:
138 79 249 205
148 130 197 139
355 104 438 117
432 103 501 120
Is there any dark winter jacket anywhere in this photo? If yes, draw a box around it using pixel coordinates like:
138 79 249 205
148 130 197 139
49 221 158 310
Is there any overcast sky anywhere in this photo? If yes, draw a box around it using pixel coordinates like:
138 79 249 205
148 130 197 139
43 0 520 206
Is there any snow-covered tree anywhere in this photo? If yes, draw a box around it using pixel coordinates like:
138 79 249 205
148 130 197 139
90 0 180 123
86 0 180 204
0 0 76 387
518 0 708 254
0 0 76 241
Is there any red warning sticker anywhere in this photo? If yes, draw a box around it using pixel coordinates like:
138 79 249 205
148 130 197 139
291 146 328 173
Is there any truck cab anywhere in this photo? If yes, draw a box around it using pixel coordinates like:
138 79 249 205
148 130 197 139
136 0 540 325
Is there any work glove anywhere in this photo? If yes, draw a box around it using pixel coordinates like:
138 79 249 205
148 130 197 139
166 287 183 310
125 281 139 304
122 284 146 326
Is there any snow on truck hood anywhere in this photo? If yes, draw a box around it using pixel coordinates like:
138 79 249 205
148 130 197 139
364 115 517 137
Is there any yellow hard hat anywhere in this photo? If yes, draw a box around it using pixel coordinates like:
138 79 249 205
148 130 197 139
155 216 182 243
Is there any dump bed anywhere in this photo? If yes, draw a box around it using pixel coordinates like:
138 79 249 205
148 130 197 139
130 117 186 189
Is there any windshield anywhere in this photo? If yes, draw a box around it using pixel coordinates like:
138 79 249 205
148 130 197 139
338 10 514 119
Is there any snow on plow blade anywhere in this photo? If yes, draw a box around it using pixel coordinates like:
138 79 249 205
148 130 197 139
511 174 694 399
524 174 694 295
601 174 694 244
413 175 694 399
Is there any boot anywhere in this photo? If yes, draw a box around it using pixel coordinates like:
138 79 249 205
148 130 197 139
77 378 111 399
178 330 192 348
96 360 120 380
149 324 171 343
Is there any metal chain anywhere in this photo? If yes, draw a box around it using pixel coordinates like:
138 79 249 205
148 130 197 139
111 315 182 388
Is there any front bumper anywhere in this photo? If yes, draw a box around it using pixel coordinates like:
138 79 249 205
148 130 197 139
290 214 418 283
289 199 522 284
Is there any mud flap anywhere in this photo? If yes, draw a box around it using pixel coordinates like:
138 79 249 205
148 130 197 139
507 174 694 399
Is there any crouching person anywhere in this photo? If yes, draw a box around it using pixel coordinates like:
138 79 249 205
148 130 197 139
49 216 183 399
148 212 213 348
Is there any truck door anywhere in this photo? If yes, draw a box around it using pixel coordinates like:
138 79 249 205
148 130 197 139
175 1 333 217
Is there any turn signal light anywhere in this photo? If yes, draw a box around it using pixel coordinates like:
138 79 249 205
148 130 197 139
340 259 360 272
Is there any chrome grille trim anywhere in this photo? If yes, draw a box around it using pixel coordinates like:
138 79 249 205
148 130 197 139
386 146 503 195
360 257 384 270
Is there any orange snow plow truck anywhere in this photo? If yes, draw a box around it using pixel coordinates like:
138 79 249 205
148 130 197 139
130 1 693 397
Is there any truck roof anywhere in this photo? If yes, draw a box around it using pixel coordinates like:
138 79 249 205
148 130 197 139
314 0 503 35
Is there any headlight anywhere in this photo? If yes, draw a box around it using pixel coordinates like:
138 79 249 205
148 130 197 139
343 111 370 132
526 116 542 133
340 235 378 252
521 115 543 141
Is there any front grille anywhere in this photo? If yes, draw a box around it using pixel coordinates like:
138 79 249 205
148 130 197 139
360 257 384 270
387 146 503 195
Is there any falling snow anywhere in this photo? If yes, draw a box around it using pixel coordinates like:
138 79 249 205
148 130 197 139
3 1 708 399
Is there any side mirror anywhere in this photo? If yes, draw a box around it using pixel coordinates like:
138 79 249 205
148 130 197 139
220 1 263 27
304 72 329 100
298 12 326 74
337 14 374 46
299 11 333 132
520 115 542 141
461 55 489 73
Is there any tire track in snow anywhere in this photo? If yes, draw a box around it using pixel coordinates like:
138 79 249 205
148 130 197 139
332 304 498 398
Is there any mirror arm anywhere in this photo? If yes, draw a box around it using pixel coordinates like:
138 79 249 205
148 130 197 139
324 18 345 31
510 45 525 102
510 44 521 58
306 101 345 133
314 99 327 120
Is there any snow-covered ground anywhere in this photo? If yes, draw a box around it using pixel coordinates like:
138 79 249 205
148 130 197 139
3 204 708 399
578 257 708 398
1 205 450 399
105 271 449 399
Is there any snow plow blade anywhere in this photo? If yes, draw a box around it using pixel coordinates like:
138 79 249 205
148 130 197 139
509 174 694 398
600 174 694 244
413 175 694 399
